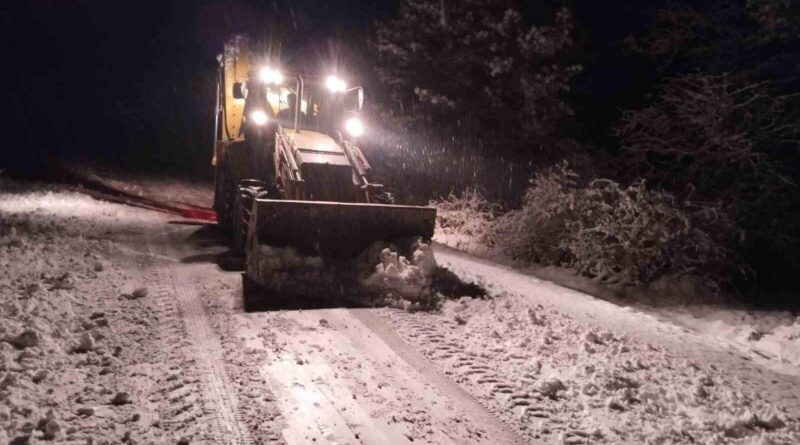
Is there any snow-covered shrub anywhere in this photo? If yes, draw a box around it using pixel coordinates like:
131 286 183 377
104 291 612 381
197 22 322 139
494 162 580 265
431 188 502 246
566 180 737 286
496 163 738 288
618 72 800 298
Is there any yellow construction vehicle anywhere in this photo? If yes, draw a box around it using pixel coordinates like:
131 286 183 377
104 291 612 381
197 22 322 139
212 36 436 291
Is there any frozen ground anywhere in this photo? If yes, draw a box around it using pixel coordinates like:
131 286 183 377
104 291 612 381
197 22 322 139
1 175 799 444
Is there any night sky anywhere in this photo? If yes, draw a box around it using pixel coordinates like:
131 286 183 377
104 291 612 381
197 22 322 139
3 0 657 173
4 0 398 172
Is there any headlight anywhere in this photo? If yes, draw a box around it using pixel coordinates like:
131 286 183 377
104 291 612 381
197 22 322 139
325 75 347 93
345 117 364 137
250 110 268 126
259 67 283 85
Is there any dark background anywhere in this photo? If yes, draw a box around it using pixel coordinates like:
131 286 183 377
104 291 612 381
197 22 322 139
2 0 656 176
4 1 798 302
2 0 392 173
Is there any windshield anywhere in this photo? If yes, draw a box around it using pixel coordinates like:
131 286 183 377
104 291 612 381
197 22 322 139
265 79 350 134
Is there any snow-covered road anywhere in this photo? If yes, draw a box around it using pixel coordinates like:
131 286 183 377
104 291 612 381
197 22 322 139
153 221 523 445
2 177 799 444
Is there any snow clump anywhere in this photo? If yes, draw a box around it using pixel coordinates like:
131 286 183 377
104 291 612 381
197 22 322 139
360 240 438 309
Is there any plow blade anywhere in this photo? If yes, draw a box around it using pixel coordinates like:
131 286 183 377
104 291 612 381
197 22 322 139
248 199 436 258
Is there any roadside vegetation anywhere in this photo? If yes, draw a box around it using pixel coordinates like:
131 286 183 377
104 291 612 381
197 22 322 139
434 164 737 292
367 0 800 305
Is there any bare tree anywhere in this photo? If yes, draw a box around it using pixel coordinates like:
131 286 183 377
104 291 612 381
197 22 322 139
617 73 798 205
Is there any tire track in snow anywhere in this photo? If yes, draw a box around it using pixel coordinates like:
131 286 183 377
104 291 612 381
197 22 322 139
147 229 253 445
351 308 533 445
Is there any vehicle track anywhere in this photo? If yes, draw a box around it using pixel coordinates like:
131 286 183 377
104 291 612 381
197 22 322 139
382 308 568 442
147 228 253 445
351 309 530 445
145 223 531 444
236 306 528 444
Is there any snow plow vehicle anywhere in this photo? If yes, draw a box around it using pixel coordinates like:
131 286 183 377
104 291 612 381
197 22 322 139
212 36 436 291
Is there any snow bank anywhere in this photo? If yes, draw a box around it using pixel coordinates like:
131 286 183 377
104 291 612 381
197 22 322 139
248 239 476 311
657 305 800 368
0 190 147 224
436 221 800 374
0 182 188 443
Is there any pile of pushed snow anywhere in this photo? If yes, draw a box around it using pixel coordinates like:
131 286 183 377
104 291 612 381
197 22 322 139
246 236 479 312
251 245 338 297
249 240 448 310
359 240 438 310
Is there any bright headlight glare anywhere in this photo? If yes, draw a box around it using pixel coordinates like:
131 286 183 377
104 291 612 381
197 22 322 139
250 110 268 125
326 75 347 93
259 67 283 85
345 117 364 137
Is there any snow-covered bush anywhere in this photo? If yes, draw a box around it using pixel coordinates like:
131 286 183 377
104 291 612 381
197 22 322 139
617 72 800 298
565 180 737 286
494 162 580 266
431 188 502 246
494 163 738 288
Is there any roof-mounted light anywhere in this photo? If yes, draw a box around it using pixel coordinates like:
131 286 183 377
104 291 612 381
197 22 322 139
325 75 347 93
259 67 283 85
